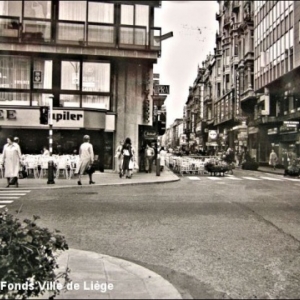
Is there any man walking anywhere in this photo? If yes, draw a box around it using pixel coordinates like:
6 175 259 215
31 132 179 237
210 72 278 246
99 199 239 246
144 144 155 173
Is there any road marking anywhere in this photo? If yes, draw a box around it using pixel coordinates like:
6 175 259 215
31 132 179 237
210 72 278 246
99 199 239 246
0 197 20 199
0 194 26 196
225 176 242 180
0 205 5 209
0 201 13 204
242 177 261 180
0 190 31 192
259 176 283 181
187 177 201 180
207 177 222 180
283 178 300 181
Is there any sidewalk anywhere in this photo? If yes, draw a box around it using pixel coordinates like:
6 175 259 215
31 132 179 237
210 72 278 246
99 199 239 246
32 249 183 299
0 167 180 190
4 169 182 299
256 165 285 176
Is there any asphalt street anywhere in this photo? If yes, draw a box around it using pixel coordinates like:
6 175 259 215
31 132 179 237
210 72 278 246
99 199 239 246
5 169 300 299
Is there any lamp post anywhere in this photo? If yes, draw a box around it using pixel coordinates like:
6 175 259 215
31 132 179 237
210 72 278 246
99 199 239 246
47 95 55 184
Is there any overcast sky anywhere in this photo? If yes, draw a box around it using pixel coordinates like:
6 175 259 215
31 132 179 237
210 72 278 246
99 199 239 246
153 1 219 126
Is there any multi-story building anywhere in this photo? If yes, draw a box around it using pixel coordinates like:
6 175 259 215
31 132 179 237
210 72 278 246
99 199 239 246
254 0 300 163
0 0 162 169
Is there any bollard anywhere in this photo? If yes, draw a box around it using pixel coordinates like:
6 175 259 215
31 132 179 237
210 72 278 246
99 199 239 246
156 157 160 176
47 159 55 184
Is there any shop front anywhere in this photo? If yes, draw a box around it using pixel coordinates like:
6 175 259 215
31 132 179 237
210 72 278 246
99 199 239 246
0 107 114 169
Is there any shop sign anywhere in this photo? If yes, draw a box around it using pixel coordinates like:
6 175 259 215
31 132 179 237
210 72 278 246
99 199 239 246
284 121 299 127
267 128 278 135
208 130 218 141
144 129 157 139
33 71 42 83
0 108 84 128
238 132 247 141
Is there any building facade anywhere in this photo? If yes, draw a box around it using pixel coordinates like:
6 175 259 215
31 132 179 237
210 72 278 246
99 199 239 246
254 0 300 163
0 0 162 169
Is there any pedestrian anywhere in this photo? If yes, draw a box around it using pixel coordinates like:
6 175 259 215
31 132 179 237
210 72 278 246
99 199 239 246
76 135 95 185
120 137 133 179
3 136 22 188
269 149 278 170
115 140 123 177
144 144 155 173
159 146 167 172
42 146 50 156
282 149 288 169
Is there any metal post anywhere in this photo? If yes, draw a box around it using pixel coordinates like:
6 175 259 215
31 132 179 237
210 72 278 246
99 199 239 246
47 96 55 184
156 113 160 176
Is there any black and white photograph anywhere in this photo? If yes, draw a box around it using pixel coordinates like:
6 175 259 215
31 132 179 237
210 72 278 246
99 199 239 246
1 0 300 299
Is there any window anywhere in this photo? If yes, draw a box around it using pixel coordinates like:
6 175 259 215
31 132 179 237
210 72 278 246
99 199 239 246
24 1 51 19
120 4 149 47
61 61 80 91
33 59 52 89
57 1 86 43
0 56 30 89
60 60 111 110
59 1 86 21
0 1 22 17
87 2 114 46
82 62 110 92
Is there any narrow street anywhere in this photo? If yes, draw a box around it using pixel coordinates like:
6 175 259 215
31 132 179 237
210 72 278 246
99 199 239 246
7 170 300 299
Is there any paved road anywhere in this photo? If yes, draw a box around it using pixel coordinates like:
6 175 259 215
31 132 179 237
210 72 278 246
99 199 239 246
7 169 300 299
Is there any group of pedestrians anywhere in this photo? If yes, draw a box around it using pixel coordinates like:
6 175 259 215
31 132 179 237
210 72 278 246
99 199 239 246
115 137 136 179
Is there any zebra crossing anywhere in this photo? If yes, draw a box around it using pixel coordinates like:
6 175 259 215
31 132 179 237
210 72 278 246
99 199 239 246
187 174 299 182
0 189 31 209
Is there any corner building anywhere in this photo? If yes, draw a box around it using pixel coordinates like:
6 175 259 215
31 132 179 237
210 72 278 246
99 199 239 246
0 1 161 169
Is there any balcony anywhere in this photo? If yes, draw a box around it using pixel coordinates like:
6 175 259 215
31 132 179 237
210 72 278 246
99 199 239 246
232 55 240 65
240 89 256 103
230 22 240 34
244 12 254 24
204 95 212 103
224 16 231 28
222 36 231 46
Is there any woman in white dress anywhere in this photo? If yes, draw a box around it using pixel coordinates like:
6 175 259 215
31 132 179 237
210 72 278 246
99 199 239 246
76 135 95 185
114 140 123 176
159 147 167 172
3 136 22 188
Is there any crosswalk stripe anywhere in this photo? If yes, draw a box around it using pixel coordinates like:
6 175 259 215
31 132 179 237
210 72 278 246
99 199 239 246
0 201 13 204
225 176 242 180
242 177 261 181
283 178 300 182
0 197 19 199
207 177 222 180
0 193 26 196
187 177 201 180
259 177 282 181
0 190 31 192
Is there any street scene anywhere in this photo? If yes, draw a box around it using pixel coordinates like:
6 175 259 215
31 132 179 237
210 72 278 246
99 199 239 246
1 0 300 299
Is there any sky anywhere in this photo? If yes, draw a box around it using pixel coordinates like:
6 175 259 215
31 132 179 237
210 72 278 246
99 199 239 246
153 1 219 126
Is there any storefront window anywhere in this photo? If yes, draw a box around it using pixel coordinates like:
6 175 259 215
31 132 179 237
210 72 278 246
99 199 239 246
60 94 80 108
61 61 80 91
82 95 109 109
33 59 52 89
32 93 53 106
0 92 30 105
0 56 30 89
